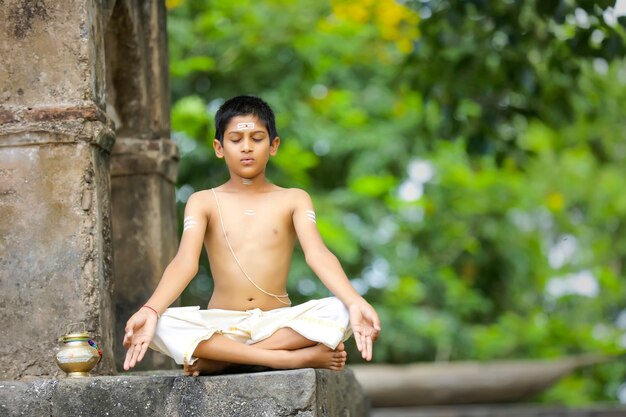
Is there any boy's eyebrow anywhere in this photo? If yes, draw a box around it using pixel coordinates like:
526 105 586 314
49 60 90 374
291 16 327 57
225 130 267 135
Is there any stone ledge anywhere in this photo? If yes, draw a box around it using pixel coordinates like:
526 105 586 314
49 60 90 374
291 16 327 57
0 368 369 417
0 104 109 126
0 103 116 152
110 137 179 183
371 404 626 417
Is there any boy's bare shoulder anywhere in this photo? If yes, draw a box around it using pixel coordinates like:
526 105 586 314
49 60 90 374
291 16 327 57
185 190 216 212
279 187 311 199
280 188 314 210
188 189 215 201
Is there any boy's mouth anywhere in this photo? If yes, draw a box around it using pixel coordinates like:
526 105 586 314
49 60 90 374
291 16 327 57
241 158 255 164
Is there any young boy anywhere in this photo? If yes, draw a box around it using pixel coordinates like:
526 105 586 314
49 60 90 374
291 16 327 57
123 95 381 375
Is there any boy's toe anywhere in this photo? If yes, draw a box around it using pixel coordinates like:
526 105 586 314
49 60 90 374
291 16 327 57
184 361 200 377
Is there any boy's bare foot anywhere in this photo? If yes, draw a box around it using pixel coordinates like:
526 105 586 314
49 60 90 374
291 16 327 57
285 342 347 371
184 358 231 376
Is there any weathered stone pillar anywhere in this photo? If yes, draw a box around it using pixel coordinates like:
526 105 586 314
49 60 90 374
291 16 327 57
110 139 178 371
105 0 179 371
0 1 116 378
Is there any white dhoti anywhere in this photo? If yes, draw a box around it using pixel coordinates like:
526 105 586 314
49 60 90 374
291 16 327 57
150 297 352 365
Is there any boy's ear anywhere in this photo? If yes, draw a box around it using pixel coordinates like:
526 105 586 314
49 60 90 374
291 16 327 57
269 137 280 156
213 139 224 158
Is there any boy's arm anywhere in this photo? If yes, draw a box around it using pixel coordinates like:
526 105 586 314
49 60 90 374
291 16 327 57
291 189 381 360
123 192 208 370
141 192 208 313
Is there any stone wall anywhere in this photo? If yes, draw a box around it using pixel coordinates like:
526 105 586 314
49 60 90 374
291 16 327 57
0 0 177 378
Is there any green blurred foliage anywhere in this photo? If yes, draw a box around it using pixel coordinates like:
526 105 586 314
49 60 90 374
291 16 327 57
166 0 626 404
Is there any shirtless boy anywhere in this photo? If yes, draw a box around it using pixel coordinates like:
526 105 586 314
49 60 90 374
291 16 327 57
123 95 381 375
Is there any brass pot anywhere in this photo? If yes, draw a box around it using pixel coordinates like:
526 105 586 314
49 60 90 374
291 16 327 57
55 322 102 377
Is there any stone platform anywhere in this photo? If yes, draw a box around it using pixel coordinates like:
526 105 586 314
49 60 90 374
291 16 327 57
371 404 626 417
0 368 369 417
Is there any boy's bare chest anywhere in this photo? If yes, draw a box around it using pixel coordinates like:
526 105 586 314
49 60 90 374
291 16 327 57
209 194 294 244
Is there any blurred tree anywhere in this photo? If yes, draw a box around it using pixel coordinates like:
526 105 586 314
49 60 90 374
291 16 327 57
165 0 626 404
402 0 626 160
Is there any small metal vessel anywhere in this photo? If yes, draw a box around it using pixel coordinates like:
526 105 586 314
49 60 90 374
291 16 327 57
55 322 102 377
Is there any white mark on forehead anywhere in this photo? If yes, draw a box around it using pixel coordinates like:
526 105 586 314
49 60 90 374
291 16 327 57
236 122 255 130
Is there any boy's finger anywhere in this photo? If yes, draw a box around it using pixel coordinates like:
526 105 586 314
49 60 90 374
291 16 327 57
365 310 382 331
366 337 373 361
130 343 141 367
123 346 134 370
373 317 381 331
354 330 363 352
361 334 368 359
124 319 135 335
137 342 149 363
126 348 135 369
360 333 367 359
123 326 133 347
122 332 132 348
360 332 367 355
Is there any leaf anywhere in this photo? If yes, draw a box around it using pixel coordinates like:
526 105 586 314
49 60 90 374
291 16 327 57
348 175 396 197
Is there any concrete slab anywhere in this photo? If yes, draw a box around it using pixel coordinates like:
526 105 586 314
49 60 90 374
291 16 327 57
371 404 626 417
0 368 369 417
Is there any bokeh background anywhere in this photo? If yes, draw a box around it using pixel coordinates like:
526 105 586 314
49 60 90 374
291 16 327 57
166 0 626 404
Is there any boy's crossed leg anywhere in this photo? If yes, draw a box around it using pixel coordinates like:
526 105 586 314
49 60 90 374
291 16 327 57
184 328 347 376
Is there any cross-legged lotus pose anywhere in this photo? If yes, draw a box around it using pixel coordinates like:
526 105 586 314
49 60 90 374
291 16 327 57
123 95 381 376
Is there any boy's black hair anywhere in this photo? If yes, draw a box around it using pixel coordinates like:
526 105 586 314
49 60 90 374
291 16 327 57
214 95 278 143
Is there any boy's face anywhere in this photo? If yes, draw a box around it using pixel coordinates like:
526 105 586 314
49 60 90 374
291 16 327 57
213 114 280 180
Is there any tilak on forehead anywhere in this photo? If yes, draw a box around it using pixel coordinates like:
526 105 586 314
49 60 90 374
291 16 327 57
236 122 255 130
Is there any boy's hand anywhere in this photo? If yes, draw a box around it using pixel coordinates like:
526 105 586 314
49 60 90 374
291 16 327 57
349 301 381 361
122 310 158 370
